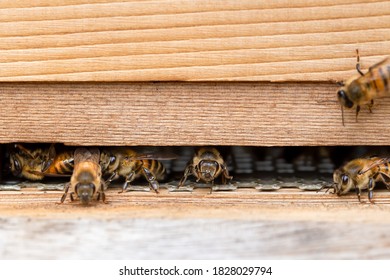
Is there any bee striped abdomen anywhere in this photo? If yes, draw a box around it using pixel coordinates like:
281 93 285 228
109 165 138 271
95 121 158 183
143 159 166 180
378 162 390 173
47 153 74 175
369 59 390 97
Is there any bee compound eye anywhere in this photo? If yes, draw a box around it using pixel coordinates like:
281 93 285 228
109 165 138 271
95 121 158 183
110 156 116 164
14 159 21 172
337 90 346 98
341 175 349 185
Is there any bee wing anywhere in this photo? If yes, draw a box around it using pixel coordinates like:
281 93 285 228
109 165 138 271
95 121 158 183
73 148 100 164
129 152 177 161
41 144 57 172
358 157 390 175
14 144 36 159
88 148 101 163
368 57 390 72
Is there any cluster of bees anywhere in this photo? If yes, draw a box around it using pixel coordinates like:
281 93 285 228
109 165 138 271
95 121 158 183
7 144 231 205
2 50 390 205
4 143 390 205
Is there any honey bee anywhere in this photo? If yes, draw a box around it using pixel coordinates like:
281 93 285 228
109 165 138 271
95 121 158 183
337 49 390 125
101 148 170 193
9 144 54 180
178 147 232 188
61 148 106 205
331 157 390 203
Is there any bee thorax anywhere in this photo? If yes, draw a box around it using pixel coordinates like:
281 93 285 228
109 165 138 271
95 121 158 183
76 171 94 183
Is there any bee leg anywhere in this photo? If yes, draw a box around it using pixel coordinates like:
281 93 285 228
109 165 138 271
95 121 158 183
70 192 75 202
375 172 390 202
355 105 360 122
101 192 107 203
142 167 160 193
368 177 375 204
368 100 374 113
380 173 390 190
98 182 107 203
355 49 365 76
60 182 70 203
105 172 118 186
120 172 135 193
221 164 233 184
209 180 214 194
96 192 107 203
178 164 193 188
354 186 362 203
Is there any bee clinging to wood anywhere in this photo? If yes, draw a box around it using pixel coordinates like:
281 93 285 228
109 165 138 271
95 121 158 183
337 49 390 125
61 148 106 205
178 147 232 188
9 144 54 181
330 157 390 203
101 148 170 193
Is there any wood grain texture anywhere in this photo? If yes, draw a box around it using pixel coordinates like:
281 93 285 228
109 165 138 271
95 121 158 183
1 187 390 259
0 0 389 81
1 82 390 146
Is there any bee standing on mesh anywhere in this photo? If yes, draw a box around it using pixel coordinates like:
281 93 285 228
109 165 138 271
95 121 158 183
337 49 390 125
61 148 106 205
329 157 390 203
178 147 232 188
100 148 169 193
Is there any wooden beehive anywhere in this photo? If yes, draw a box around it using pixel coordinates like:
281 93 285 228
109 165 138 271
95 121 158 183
1 0 390 145
1 0 390 260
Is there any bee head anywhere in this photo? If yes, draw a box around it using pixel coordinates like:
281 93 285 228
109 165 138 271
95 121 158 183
333 169 353 195
9 152 22 177
75 183 95 205
197 160 219 182
9 148 45 180
99 151 118 173
337 89 354 109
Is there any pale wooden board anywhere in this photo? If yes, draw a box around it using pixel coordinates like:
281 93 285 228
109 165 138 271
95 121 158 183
0 82 389 146
1 187 390 259
0 0 389 81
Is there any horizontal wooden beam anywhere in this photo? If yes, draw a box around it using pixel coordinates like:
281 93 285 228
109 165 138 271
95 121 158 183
0 82 389 146
1 187 390 259
0 0 389 81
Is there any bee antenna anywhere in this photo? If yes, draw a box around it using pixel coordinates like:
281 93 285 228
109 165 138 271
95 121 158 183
317 183 336 194
15 144 36 159
317 184 328 193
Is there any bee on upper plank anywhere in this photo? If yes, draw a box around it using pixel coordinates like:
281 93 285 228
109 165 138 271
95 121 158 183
337 49 390 125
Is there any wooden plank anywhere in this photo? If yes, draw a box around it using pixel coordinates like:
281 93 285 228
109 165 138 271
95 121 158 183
1 187 390 259
0 0 389 81
0 82 390 146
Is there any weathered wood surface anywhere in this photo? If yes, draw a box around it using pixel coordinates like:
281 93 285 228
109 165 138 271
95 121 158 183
1 82 390 146
0 0 389 81
1 187 390 259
